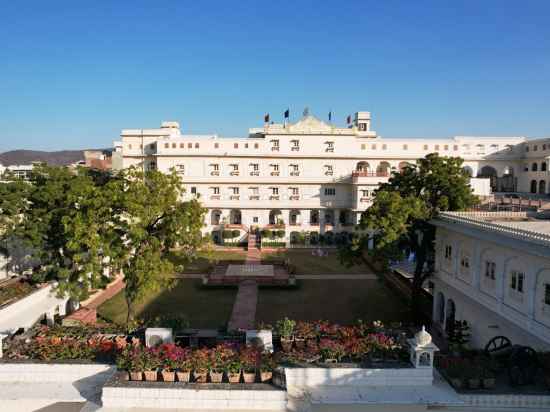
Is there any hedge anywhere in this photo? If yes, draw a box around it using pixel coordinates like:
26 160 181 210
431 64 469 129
261 241 286 248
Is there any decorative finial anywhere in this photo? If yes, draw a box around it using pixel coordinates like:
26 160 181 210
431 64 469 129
303 107 310 117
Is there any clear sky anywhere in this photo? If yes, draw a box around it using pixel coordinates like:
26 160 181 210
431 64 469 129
1 0 549 152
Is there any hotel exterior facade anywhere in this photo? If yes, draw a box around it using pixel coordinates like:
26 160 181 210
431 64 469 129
112 111 548 241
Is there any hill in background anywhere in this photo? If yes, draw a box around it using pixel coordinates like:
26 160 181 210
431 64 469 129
0 149 106 166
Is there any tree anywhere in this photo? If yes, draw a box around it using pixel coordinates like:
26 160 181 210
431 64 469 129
340 154 478 320
110 167 206 327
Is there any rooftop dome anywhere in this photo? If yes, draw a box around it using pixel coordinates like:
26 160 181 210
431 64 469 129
414 326 432 347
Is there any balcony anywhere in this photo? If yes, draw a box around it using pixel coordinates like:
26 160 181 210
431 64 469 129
352 170 390 184
210 171 220 176
325 147 334 153
249 171 260 176
249 195 260 200
291 146 300 151
210 195 221 200
360 197 371 203
229 195 240 200
289 195 300 200
269 195 280 201
325 171 334 176
290 171 300 176
230 171 240 176
271 147 279 151
270 171 280 176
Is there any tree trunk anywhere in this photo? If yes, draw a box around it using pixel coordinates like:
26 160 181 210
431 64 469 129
411 251 426 323
125 294 134 332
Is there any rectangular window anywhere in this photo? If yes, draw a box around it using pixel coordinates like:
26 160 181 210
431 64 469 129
231 187 239 195
214 143 219 148
361 144 366 150
253 217 259 223
195 143 199 149
485 261 496 279
188 143 193 148
254 143 259 149
290 187 299 195
232 164 239 171
435 144 440 151
382 144 387 150
403 144 408 150
453 145 458 151
545 284 550 306
423 144 428 150
250 187 259 195
245 143 248 148
444 245 452 259
325 141 334 152
212 187 220 194
251 163 259 171
272 187 279 195
164 143 169 149
212 164 219 171
172 143 177 148
234 143 239 149
510 271 525 293
444 145 449 151
371 144 377 150
324 188 336 196
191 187 197 195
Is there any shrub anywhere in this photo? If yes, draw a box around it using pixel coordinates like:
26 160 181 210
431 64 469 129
222 230 233 239
275 229 285 239
276 317 296 339
231 229 240 238
261 241 286 248
309 231 319 245
260 229 272 238
319 338 346 361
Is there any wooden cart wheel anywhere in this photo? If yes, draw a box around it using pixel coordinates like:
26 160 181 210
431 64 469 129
484 336 512 354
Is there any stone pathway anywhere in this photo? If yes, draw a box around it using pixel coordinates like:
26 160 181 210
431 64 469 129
227 233 260 331
295 274 378 280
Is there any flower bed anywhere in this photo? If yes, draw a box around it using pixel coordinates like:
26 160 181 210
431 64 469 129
3 324 126 362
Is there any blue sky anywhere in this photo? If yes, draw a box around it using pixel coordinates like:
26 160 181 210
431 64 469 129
0 0 549 152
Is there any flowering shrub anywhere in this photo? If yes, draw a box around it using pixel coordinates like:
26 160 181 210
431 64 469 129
239 346 260 372
319 338 346 361
295 321 316 339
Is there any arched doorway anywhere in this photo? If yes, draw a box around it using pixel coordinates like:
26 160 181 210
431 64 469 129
269 209 283 225
229 209 241 225
310 210 319 225
211 209 222 225
462 166 473 177
289 210 301 225
356 161 370 172
539 180 546 194
478 166 498 191
531 180 538 193
376 162 391 176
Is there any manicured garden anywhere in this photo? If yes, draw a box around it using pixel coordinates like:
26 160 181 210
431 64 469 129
263 249 374 275
167 249 247 274
97 279 237 329
256 279 411 325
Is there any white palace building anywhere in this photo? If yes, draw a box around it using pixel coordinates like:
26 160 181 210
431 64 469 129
112 109 550 243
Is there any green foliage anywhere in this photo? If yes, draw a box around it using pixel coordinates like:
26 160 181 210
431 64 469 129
339 154 478 321
275 317 296 338
222 230 233 239
275 229 285 239
260 229 272 239
231 229 240 238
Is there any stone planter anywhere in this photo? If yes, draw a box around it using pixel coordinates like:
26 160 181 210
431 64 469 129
129 371 143 381
144 371 158 382
468 378 481 389
194 370 208 383
227 371 241 383
242 371 256 383
209 370 223 383
281 337 293 352
161 370 175 382
260 371 273 383
483 377 496 389
176 370 191 383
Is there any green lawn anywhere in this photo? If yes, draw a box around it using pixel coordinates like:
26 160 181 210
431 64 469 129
97 279 237 329
256 279 411 325
262 249 373 275
168 249 247 274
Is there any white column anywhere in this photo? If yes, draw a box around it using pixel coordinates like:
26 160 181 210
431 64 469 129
319 209 325 235
46 309 56 326
333 209 341 232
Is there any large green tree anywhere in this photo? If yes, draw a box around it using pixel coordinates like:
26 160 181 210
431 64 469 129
109 167 206 326
341 153 478 320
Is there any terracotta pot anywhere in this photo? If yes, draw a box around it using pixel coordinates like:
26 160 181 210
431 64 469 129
161 370 175 382
468 378 481 389
281 338 293 352
260 371 272 383
242 371 256 383
227 371 241 383
194 370 208 383
144 370 158 382
118 371 129 381
209 370 223 383
483 378 496 389
295 338 305 349
450 378 463 389
129 371 142 381
176 370 191 383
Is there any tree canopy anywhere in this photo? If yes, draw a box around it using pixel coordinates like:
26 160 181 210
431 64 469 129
341 153 478 320
0 165 206 326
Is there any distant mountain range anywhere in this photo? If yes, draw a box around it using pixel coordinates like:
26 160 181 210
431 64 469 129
0 149 109 166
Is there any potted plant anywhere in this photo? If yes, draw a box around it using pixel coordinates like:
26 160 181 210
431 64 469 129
191 348 210 383
158 344 180 382
319 339 346 363
240 346 259 383
225 358 242 383
175 347 192 383
259 352 276 383
295 321 315 350
209 344 231 383
143 349 160 382
115 347 131 381
276 317 296 352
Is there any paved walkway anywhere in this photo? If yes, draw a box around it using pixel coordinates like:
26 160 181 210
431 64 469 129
227 233 260 331
81 276 125 309
175 273 377 280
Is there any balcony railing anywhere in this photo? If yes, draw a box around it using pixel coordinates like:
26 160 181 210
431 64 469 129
360 197 371 202
271 147 279 151
325 171 334 176
230 171 240 176
249 195 260 200
210 171 220 176
289 195 300 200
352 171 389 177
290 171 300 176
325 147 334 152
210 195 221 200
229 195 240 200
270 171 280 176
250 171 260 176
269 195 280 200
291 147 300 151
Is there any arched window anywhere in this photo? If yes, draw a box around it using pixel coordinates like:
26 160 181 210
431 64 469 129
540 180 547 194
542 162 547 172
531 180 538 193
532 163 538 172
